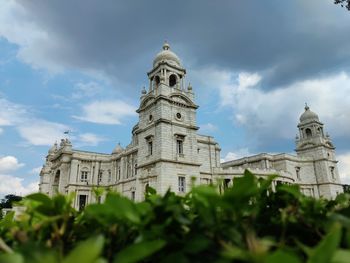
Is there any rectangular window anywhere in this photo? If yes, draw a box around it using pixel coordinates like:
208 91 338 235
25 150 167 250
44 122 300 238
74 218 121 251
98 171 103 183
97 196 102 204
118 167 121 180
131 191 135 201
295 167 301 180
108 170 111 182
148 141 153 155
127 161 131 178
78 194 87 211
177 139 183 155
134 164 137 176
178 176 186 193
330 166 335 179
223 179 230 190
81 171 88 182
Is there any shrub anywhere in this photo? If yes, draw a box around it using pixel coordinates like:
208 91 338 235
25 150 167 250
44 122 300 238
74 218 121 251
1 170 350 263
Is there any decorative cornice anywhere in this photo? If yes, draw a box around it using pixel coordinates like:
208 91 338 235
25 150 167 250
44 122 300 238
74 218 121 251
138 158 201 169
147 61 186 76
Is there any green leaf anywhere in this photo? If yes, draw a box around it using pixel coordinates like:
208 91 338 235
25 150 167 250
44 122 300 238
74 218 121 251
0 211 15 228
26 193 52 207
105 194 140 224
145 186 157 196
307 223 342 263
332 249 350 263
114 240 166 263
0 253 24 263
63 235 104 263
221 244 247 260
27 251 60 263
228 169 259 198
184 236 210 254
258 175 277 191
266 250 301 263
295 240 313 257
278 184 301 198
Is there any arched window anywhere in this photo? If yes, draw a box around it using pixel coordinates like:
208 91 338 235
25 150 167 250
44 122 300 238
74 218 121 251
169 74 177 87
54 170 60 185
305 128 312 138
52 170 60 193
154 76 160 88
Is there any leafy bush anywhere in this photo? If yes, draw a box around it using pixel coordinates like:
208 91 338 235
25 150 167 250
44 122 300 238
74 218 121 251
1 170 350 263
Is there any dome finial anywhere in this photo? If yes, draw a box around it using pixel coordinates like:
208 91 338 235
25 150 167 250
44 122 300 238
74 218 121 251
305 102 309 111
153 41 181 67
300 103 319 122
163 40 170 50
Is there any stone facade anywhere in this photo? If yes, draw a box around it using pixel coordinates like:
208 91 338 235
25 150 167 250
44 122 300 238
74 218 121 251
39 42 343 210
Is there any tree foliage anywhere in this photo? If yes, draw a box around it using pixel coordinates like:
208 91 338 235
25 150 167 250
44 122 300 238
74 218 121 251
335 0 350 10
1 170 350 262
0 195 22 209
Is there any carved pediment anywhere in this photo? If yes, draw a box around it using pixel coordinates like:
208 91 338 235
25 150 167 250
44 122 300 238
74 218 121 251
139 95 155 110
170 93 195 107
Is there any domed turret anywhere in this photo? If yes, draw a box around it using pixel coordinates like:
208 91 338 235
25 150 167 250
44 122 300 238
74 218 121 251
112 143 123 154
300 104 319 123
153 42 181 68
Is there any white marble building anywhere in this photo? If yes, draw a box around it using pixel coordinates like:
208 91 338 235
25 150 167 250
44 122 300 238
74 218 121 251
39 42 343 210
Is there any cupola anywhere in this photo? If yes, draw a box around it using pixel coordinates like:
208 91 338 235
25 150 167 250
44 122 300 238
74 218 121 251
153 41 181 68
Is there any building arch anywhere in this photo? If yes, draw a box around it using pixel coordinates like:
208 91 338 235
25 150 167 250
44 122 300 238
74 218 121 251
54 170 60 185
169 74 177 87
305 128 312 138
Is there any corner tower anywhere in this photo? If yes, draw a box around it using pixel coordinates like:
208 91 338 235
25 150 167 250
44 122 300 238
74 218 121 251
296 104 343 197
135 42 200 195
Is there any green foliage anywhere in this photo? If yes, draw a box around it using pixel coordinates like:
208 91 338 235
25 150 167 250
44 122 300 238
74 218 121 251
0 195 23 210
1 171 350 262
0 195 23 219
335 0 350 10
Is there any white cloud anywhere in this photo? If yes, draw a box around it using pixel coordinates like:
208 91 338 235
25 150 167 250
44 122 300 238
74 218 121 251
0 96 109 147
17 120 69 146
221 148 252 163
338 152 350 185
0 174 38 196
0 96 70 146
196 68 350 141
0 156 36 197
73 100 137 125
199 123 218 133
71 82 102 99
77 133 106 147
0 156 24 173
0 97 27 126
0 0 64 73
30 166 43 175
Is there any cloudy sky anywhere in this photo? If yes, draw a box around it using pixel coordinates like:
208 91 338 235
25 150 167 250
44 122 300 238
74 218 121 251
1 0 350 196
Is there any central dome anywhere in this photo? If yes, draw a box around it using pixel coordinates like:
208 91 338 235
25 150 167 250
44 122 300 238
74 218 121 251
300 104 319 122
153 42 181 68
